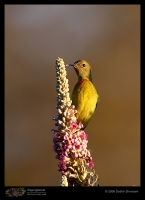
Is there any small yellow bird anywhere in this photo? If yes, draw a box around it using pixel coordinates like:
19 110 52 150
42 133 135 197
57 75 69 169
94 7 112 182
67 60 99 129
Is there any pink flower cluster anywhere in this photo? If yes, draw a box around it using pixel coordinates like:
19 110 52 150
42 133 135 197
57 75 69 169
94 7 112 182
52 122 94 174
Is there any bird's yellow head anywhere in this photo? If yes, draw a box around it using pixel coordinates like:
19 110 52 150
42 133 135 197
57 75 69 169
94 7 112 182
66 60 92 81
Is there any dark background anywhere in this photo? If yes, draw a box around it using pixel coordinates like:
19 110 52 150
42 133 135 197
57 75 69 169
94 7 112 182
5 5 140 186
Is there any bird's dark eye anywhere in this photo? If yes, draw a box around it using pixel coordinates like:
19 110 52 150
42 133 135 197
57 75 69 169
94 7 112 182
82 64 86 67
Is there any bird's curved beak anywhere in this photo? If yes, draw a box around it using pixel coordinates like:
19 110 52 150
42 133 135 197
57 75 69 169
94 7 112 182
65 64 74 67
